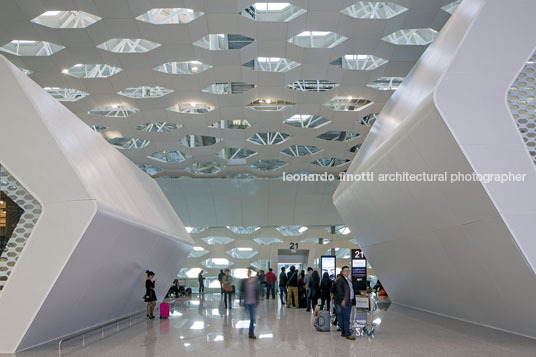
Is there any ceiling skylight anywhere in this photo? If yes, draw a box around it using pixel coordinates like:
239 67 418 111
209 120 253 129
324 225 351 234
281 145 321 157
276 225 308 236
247 99 295 111
341 2 408 19
317 131 358 142
288 31 347 48
367 77 404 90
243 57 301 72
248 132 291 145
179 135 221 147
324 97 373 111
153 61 212 74
118 86 173 98
88 106 138 117
107 137 151 149
90 125 108 132
240 3 306 22
188 162 222 175
30 10 101 28
250 159 287 171
188 247 209 258
64 64 122 78
201 236 235 245
0 40 64 56
284 115 330 129
218 148 257 161
167 103 215 114
287 80 339 92
193 34 254 50
202 82 255 94
253 237 283 245
227 226 260 234
137 122 179 132
331 55 388 70
312 157 351 167
44 87 89 102
148 150 190 163
138 164 162 176
97 38 161 53
201 258 233 268
441 0 463 14
136 8 204 24
301 237 331 244
382 28 438 45
226 248 259 259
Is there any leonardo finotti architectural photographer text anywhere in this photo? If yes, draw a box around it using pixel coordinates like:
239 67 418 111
282 171 527 184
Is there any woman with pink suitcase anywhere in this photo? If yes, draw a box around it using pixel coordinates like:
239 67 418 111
144 270 157 319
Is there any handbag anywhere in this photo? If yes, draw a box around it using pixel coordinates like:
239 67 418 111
224 285 233 293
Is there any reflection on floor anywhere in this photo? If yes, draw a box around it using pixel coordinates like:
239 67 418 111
11 294 536 356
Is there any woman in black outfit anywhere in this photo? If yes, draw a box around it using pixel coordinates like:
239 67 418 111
320 272 333 312
145 270 157 319
310 270 321 311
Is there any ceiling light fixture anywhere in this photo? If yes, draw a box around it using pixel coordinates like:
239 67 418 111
61 69 69 74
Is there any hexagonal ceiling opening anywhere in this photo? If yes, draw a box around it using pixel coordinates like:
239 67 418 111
253 237 283 245
201 236 235 245
317 131 358 142
367 77 404 91
331 55 388 70
247 99 295 111
0 40 64 56
243 57 300 72
188 162 222 175
324 225 351 234
136 8 204 24
240 3 306 22
118 86 173 98
202 82 255 94
44 87 89 102
107 137 151 150
31 10 102 28
287 80 339 92
324 97 373 111
341 2 408 19
250 159 287 171
248 132 291 145
193 34 254 50
382 28 438 45
64 64 122 78
218 148 257 161
284 115 330 128
167 103 215 114
288 31 347 48
281 145 321 157
277 225 308 236
226 226 260 234
226 248 259 259
209 120 253 129
97 38 161 53
138 164 162 176
137 122 180 132
88 106 139 118
148 150 190 163
153 61 212 74
188 246 209 258
312 157 351 167
201 258 234 268
179 135 221 147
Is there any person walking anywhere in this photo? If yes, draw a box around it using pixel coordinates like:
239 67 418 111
198 270 205 295
218 269 225 294
222 269 234 309
144 270 157 319
286 266 299 308
265 268 276 299
304 267 313 312
334 266 356 340
258 270 266 300
320 272 333 311
279 267 288 305
240 268 260 339
310 270 321 311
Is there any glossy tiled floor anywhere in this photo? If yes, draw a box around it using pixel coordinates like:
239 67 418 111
9 294 536 357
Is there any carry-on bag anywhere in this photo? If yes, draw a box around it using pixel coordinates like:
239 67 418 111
160 302 170 319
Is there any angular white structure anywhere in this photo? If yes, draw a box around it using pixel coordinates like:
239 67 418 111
0 55 193 352
333 0 536 338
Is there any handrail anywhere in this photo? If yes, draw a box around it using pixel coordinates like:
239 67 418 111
58 308 148 354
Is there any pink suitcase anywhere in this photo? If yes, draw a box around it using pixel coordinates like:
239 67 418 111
160 302 170 319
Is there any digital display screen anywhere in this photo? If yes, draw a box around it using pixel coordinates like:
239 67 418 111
351 249 367 291
320 256 336 281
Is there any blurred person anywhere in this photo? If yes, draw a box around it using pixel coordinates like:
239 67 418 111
265 268 276 299
240 268 261 339
258 270 266 299
320 272 333 311
198 270 205 295
310 270 321 311
222 269 234 309
218 269 225 294
144 270 157 319
331 274 343 331
298 270 306 308
279 267 288 304
286 266 299 308
304 267 313 312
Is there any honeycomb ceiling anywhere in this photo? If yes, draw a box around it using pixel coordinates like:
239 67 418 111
0 0 456 178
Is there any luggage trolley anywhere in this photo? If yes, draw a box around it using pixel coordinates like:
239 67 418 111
353 293 378 337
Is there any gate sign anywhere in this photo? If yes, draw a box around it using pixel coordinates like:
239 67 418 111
351 249 367 292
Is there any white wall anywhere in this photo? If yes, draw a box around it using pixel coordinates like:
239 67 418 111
0 56 193 352
333 0 536 338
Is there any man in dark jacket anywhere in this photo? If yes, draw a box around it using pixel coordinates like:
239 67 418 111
218 269 225 294
286 266 299 308
279 267 288 304
333 266 356 340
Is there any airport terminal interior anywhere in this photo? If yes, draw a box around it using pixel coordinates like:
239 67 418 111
1 0 536 355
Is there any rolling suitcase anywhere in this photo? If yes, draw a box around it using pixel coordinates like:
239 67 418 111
160 302 170 319
314 307 331 332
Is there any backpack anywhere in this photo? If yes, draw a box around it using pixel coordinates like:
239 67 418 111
314 310 331 332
